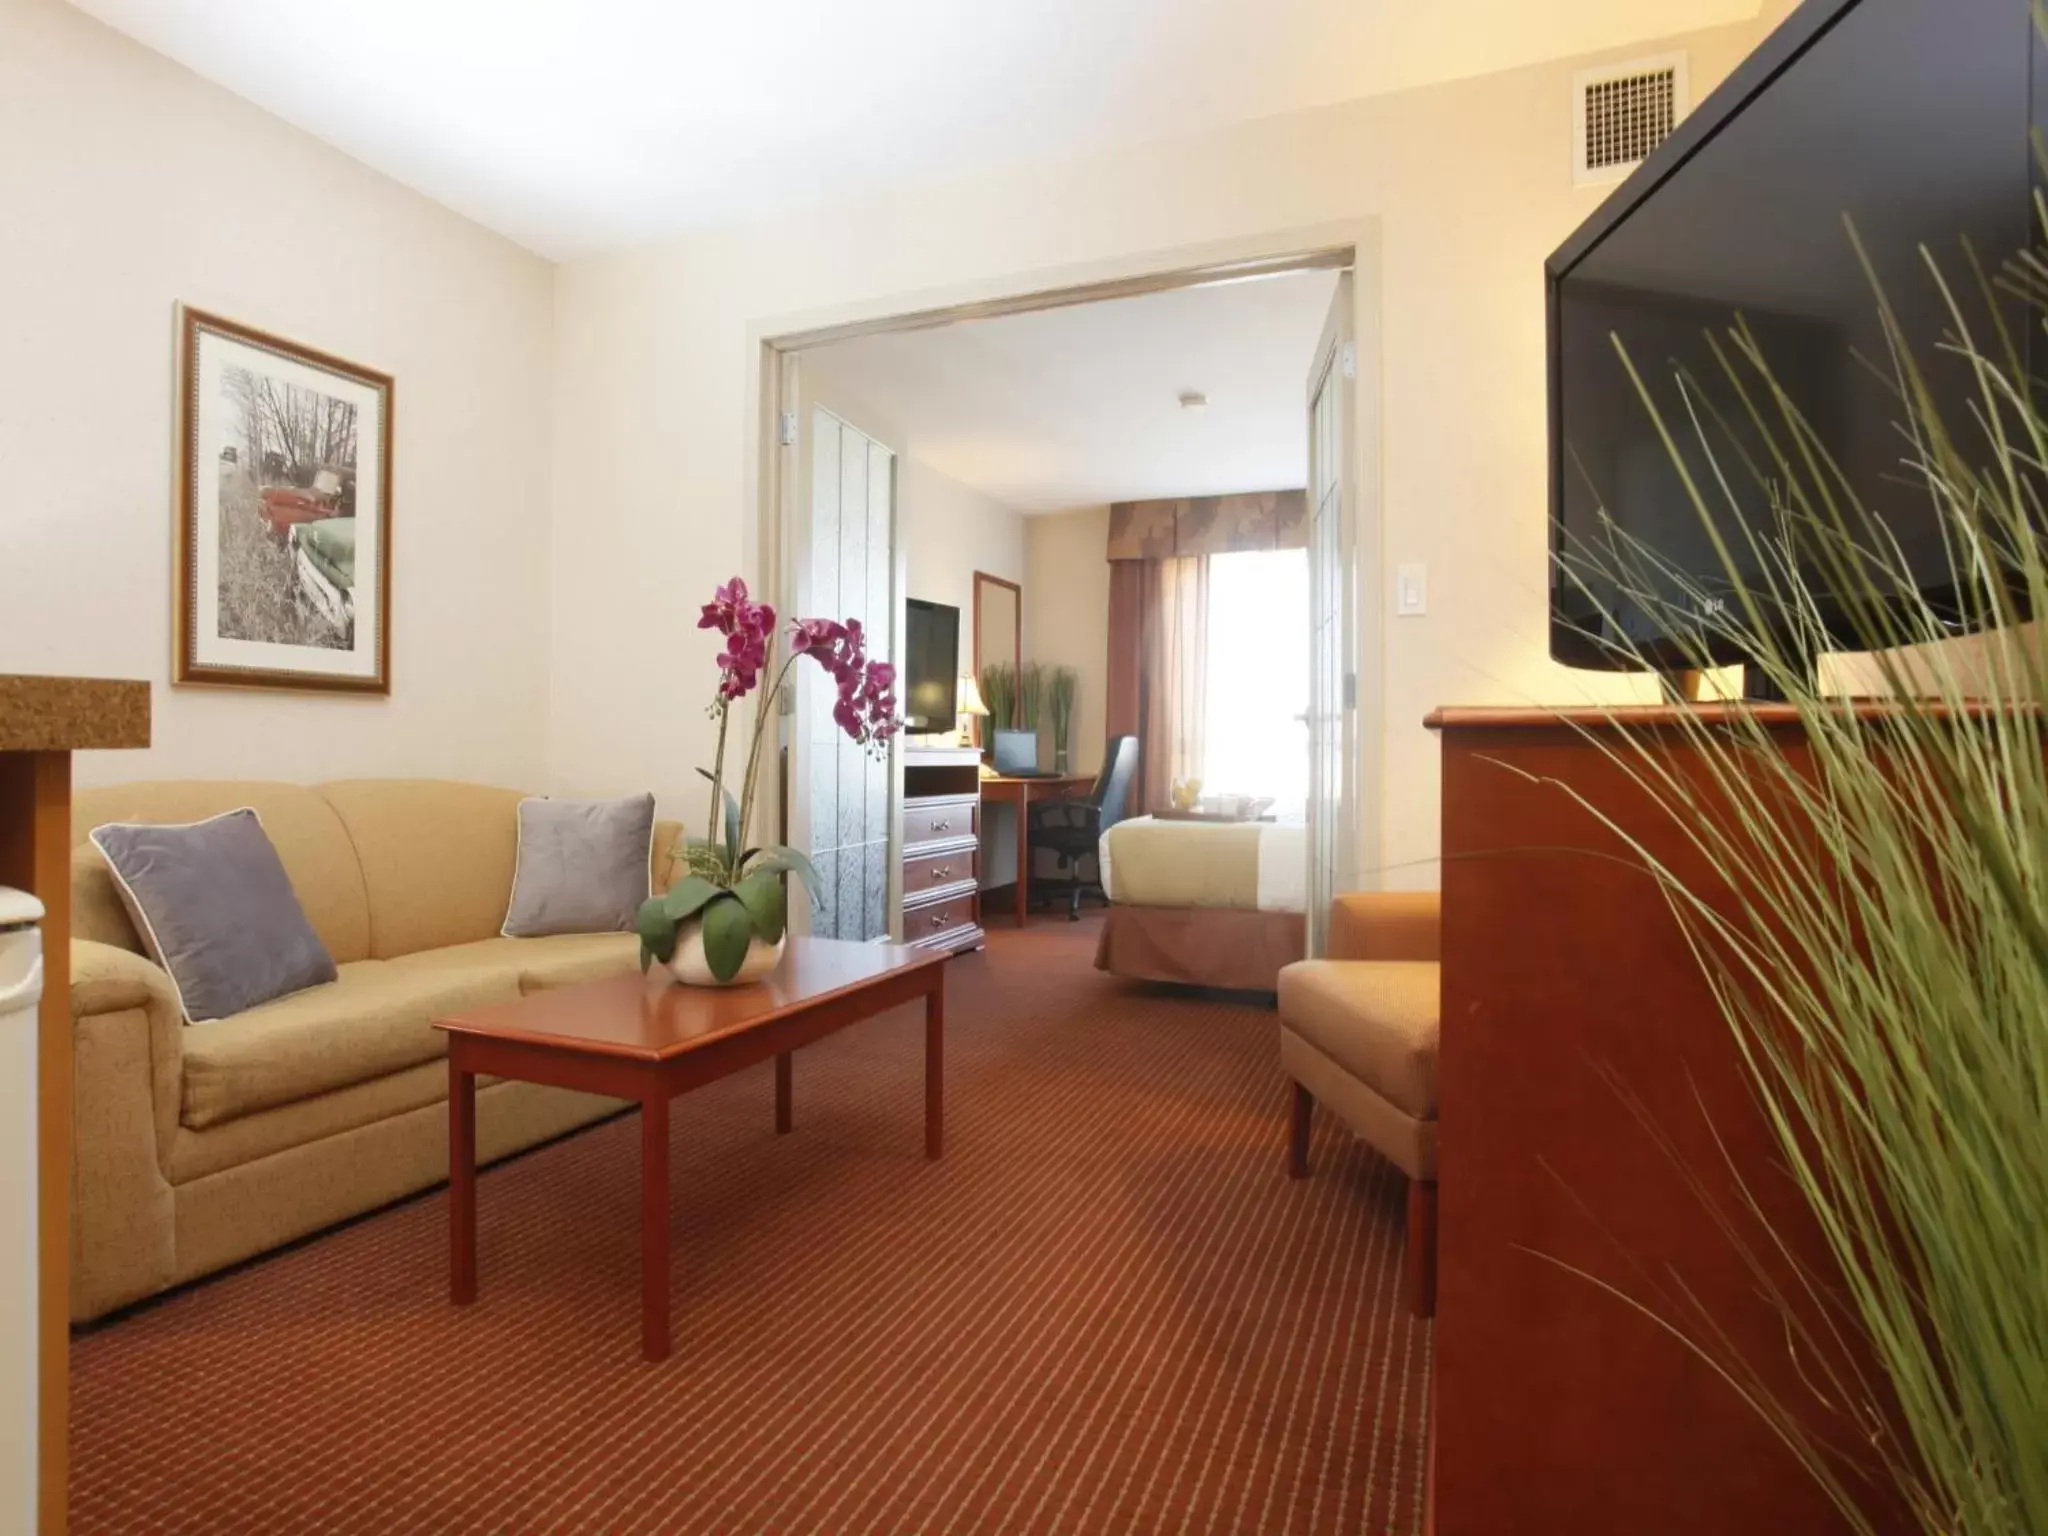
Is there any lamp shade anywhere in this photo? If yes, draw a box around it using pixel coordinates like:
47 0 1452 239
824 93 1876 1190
957 673 990 718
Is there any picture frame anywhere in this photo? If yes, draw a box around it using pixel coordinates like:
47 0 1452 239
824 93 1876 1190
175 305 393 694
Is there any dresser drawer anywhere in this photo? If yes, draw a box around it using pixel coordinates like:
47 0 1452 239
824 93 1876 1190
903 798 977 846
903 844 976 897
905 889 977 944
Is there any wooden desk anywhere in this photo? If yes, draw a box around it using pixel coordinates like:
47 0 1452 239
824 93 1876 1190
0 674 150 1536
978 773 1093 926
437 939 947 1362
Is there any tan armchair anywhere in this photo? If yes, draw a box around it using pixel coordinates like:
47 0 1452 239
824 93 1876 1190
1277 890 1440 1317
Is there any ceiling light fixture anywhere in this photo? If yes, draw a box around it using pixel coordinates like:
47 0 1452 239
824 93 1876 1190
1178 390 1208 412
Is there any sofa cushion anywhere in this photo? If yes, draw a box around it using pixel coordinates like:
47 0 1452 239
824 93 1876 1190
72 781 372 963
501 794 656 938
1276 959 1440 1119
180 961 519 1129
316 780 526 959
91 809 338 1024
382 932 642 995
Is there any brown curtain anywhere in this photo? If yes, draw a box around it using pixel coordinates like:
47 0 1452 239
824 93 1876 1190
1106 554 1208 814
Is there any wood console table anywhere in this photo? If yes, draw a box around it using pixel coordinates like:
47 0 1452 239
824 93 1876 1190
1427 705 1908 1536
0 674 150 1536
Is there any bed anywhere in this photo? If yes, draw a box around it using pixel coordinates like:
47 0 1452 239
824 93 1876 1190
1093 815 1308 993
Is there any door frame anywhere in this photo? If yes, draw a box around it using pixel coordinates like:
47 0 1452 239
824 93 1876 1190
744 220 1387 893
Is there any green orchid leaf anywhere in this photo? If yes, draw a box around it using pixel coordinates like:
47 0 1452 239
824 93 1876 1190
731 868 787 945
635 895 679 965
698 892 754 982
662 874 722 923
746 844 824 908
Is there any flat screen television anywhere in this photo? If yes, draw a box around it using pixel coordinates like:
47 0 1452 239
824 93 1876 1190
903 598 960 733
1548 0 2046 687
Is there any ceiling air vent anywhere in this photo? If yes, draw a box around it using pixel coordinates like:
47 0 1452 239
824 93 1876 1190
1574 53 1688 186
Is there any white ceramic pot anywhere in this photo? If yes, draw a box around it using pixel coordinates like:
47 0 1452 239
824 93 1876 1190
664 919 786 987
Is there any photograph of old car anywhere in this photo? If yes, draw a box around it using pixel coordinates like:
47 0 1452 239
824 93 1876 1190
176 307 391 693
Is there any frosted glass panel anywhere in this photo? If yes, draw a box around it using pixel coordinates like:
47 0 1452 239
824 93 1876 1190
803 411 896 942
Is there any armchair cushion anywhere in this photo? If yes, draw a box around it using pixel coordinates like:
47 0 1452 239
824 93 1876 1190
1277 959 1439 1119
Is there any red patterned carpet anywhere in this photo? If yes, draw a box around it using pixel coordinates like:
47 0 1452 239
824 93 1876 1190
71 917 1432 1534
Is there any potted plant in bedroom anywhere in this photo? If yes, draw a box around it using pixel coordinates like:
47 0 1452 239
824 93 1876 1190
637 577 900 986
1049 666 1078 773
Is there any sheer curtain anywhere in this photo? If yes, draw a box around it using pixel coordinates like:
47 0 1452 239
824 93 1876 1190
1199 549 1309 816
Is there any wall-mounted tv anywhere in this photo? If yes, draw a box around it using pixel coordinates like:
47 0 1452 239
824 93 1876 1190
904 598 959 733
1548 0 2045 690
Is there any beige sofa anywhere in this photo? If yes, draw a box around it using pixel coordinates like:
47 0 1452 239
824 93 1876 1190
68 779 681 1322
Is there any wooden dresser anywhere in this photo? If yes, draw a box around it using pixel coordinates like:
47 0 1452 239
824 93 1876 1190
901 747 984 954
1427 705 1910 1536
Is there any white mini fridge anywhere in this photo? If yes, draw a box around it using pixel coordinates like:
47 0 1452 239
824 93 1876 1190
0 887 42 1529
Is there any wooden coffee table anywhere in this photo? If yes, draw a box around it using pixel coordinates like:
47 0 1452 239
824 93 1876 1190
435 937 948 1361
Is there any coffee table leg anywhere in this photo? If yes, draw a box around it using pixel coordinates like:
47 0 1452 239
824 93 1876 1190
640 1093 671 1362
449 1062 476 1306
925 974 945 1161
775 1051 793 1134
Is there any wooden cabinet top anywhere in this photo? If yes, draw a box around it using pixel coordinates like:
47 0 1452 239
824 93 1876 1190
0 675 150 752
1425 699 2017 732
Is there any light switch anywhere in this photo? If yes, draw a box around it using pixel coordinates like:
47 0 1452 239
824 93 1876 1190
1396 562 1428 616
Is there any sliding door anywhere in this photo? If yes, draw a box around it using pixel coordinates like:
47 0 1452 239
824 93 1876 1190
787 405 898 941
1304 272 1360 957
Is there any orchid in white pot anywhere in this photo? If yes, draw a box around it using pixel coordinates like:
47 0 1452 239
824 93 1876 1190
638 577 899 985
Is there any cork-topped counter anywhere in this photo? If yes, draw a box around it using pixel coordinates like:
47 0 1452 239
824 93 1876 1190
0 674 150 752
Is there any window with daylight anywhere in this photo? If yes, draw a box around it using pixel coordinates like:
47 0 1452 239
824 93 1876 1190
1200 547 1310 817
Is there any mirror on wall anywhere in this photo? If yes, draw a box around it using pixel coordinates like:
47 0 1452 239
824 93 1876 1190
973 572 1021 730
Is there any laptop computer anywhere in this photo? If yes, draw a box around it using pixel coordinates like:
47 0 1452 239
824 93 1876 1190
992 728 1058 778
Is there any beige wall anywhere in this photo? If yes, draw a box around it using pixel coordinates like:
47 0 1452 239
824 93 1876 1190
901 460 1026 661
1024 508 1112 778
548 12 1779 889
0 0 558 792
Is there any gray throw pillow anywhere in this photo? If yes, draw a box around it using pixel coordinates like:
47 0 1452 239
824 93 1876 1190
501 794 656 939
91 808 338 1025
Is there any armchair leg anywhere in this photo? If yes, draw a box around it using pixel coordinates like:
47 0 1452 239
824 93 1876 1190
1288 1082 1313 1179
1405 1178 1437 1319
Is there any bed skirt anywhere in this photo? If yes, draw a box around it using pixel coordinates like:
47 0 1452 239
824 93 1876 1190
1094 904 1307 994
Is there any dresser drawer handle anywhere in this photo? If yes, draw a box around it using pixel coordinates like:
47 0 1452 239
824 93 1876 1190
930 864 951 880
933 818 951 832
929 911 947 929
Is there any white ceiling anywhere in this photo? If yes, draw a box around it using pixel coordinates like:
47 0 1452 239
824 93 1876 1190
810 268 1341 514
69 0 1762 257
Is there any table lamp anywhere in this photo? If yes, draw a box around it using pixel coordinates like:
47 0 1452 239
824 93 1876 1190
956 673 990 748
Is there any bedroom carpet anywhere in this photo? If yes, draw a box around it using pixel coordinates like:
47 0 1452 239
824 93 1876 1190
70 916 1432 1534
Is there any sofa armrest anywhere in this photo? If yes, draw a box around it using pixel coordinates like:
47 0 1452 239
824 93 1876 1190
1327 891 1441 964
70 939 182 1318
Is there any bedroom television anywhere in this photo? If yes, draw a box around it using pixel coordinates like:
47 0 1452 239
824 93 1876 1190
903 598 960 734
1547 0 2046 693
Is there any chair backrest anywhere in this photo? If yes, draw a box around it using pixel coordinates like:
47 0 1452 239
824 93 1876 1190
1091 736 1140 831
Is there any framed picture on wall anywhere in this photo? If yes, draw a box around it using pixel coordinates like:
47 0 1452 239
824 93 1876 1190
174 305 393 694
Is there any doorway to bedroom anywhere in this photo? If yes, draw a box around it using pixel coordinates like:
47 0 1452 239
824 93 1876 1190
764 250 1368 965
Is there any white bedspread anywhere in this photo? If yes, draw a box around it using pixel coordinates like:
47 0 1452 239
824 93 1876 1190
1098 815 1308 913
